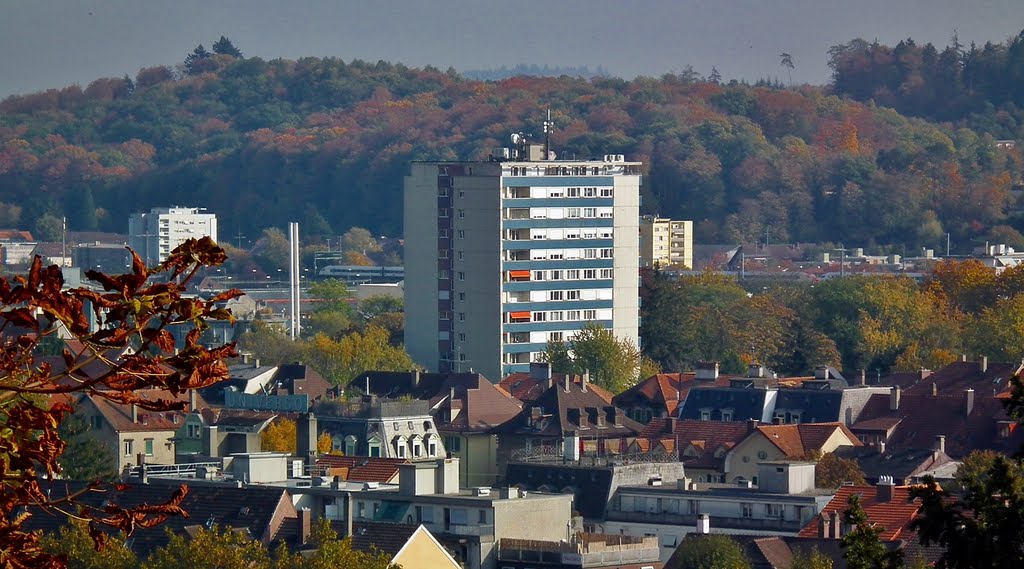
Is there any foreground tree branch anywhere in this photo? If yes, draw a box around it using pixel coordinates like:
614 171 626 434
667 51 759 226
0 237 240 569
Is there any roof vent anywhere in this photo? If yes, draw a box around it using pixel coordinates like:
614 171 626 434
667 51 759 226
473 487 491 496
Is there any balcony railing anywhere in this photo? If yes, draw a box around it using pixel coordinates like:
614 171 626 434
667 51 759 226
606 510 805 532
443 523 495 540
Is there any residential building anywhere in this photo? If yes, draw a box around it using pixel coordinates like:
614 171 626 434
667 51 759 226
128 206 217 265
73 242 132 272
612 362 733 423
354 370 523 487
200 361 332 412
639 216 692 269
404 151 641 379
498 533 662 569
351 523 462 569
310 399 446 462
313 455 410 484
604 462 834 560
834 437 957 485
492 375 643 473
500 362 614 406
633 419 861 484
175 408 278 460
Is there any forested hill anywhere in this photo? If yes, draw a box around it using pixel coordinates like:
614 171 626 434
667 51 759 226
1 48 1022 251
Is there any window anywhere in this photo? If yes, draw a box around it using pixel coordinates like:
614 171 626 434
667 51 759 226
549 311 563 321
584 269 597 279
458 312 465 322
439 229 448 238
767 503 784 519
439 208 449 218
533 270 546 281
123 439 134 456
457 292 465 301
457 230 465 239
428 440 438 456
440 312 449 321
345 435 357 456
413 443 422 458
584 249 597 259
567 187 581 197
566 269 580 279
458 251 464 260
144 439 154 456
790 412 802 424
439 270 449 280
550 270 563 280
584 187 597 197
601 188 614 197
566 310 581 321
396 442 407 459
439 250 448 259
458 272 465 281
699 409 711 421
368 438 381 457
479 510 488 523
600 248 614 258
533 312 547 322
721 410 733 422
549 291 564 301
566 290 580 300
741 503 753 518
549 332 564 342
439 187 449 197
566 208 581 218
457 209 465 218
600 269 614 279
583 207 597 218
445 436 462 453
583 309 597 320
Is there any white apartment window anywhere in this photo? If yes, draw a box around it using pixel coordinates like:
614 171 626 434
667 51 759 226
549 251 564 260
566 208 581 218
567 187 581 197
584 249 597 259
458 272 465 281
549 332 564 342
550 270 563 280
458 230 465 239
584 269 597 279
396 443 407 459
439 270 449 280
123 439 134 456
440 312 450 320
583 207 597 218
600 269 614 279
600 248 614 258
566 290 580 300
458 209 465 218
533 312 547 322
600 210 614 218
549 291 564 301
534 270 545 281
428 440 438 457
566 269 580 279
566 310 581 321
549 189 564 197
600 188 613 197
584 187 597 197
549 311 563 321
583 310 597 320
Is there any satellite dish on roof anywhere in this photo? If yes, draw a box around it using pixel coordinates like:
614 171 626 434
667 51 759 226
511 133 522 145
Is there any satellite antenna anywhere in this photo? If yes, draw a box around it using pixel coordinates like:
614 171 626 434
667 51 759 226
543 109 555 160
511 132 522 146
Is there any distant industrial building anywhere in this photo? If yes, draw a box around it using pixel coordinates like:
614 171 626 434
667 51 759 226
639 216 692 269
128 206 217 265
404 140 641 380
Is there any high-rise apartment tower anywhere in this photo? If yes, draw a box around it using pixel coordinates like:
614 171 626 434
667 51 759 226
405 145 640 380
128 207 217 265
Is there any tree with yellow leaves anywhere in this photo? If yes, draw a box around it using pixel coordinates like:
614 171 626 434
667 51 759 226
261 418 297 453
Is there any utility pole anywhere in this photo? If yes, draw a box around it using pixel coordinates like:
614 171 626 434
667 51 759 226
833 244 853 278
235 228 247 250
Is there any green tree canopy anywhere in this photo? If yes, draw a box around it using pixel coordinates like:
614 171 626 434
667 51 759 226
211 36 243 58
543 322 641 394
666 535 751 569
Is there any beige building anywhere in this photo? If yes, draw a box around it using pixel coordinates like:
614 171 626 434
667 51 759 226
391 525 462 569
639 216 692 269
405 151 641 380
724 423 861 484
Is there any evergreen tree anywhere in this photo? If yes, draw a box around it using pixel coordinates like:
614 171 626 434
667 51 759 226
212 36 243 58
184 44 214 75
841 494 903 569
58 414 117 481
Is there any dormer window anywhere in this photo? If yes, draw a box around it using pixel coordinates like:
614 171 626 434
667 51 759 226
699 409 711 421
721 409 734 422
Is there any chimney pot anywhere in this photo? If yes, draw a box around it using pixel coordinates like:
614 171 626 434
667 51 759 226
581 370 589 392
747 419 759 433
877 475 895 503
935 435 946 454
879 440 886 455
981 356 989 374
889 386 901 411
931 382 938 397
964 388 975 416
859 369 866 386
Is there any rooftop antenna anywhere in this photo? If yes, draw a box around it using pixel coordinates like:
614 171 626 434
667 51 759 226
543 109 555 160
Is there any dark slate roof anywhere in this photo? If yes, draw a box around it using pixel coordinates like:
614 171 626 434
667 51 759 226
493 380 642 438
834 446 955 483
901 359 1023 396
203 363 331 406
677 387 770 422
505 463 614 520
612 373 734 417
773 389 843 424
350 521 419 556
498 372 615 405
23 479 296 556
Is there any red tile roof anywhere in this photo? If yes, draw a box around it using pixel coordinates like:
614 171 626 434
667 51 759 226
798 485 921 541
500 373 614 405
612 373 734 417
314 456 409 483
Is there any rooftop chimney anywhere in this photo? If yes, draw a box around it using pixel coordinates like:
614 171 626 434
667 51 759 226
814 366 830 380
695 361 720 381
919 368 932 381
747 419 760 433
412 369 421 386
981 356 989 374
964 388 975 416
859 369 866 386
889 386 901 411
581 370 589 392
696 514 710 534
298 508 312 545
131 404 138 424
935 435 946 455
877 475 895 502
878 440 886 455
818 513 832 539
931 382 938 397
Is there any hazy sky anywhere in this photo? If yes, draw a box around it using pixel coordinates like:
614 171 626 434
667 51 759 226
2 0 1024 98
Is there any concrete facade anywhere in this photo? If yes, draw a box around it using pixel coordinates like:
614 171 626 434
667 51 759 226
405 156 641 379
128 206 217 265
639 217 692 269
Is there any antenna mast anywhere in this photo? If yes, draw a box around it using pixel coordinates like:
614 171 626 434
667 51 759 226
543 109 555 160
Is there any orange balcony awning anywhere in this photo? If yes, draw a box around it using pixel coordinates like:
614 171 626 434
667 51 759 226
509 270 531 278
509 311 531 319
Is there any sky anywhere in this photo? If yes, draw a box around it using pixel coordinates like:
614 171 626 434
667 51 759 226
2 0 1024 98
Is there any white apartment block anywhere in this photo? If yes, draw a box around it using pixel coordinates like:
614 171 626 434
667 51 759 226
404 150 641 380
639 216 692 269
128 207 217 265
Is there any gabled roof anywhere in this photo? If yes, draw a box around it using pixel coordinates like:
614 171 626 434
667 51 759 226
493 379 641 438
499 372 614 405
636 418 753 470
81 388 202 433
612 372 734 417
24 480 296 556
900 359 1023 396
797 485 921 542
752 423 861 457
678 387 772 422
349 521 420 556
314 455 408 483
834 446 955 483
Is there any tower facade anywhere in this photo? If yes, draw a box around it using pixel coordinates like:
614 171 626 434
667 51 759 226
128 207 217 265
405 152 640 380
